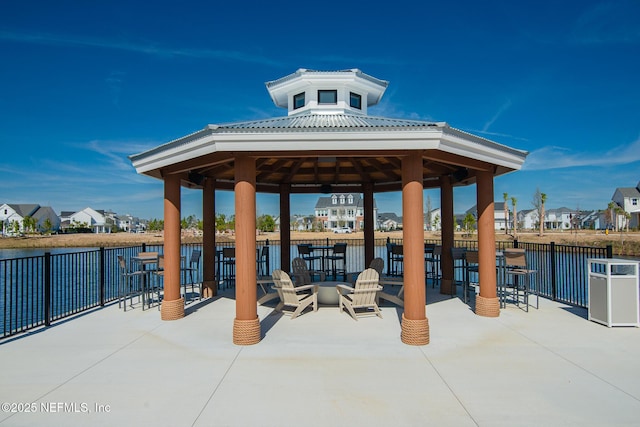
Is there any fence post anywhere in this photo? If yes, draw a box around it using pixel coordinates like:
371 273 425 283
99 247 105 307
550 242 557 301
265 239 270 275
513 239 519 249
142 243 147 253
44 252 51 327
606 245 613 258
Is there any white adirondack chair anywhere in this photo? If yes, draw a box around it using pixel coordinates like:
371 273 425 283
336 268 383 320
271 269 318 319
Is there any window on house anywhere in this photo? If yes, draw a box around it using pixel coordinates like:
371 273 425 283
332 195 337 204
633 198 638 206
340 195 345 204
350 92 361 109
318 90 337 104
347 195 353 204
293 92 305 109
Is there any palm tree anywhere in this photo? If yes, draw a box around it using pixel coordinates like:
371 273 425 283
503 192 509 234
511 196 518 237
607 202 617 231
539 192 547 237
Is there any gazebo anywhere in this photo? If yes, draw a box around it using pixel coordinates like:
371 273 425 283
129 69 527 346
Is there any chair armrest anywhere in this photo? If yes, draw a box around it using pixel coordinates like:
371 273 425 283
336 284 354 295
294 284 318 293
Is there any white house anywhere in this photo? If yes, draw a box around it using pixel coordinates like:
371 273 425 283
314 193 377 231
466 201 510 230
612 182 640 229
0 203 60 235
69 207 108 233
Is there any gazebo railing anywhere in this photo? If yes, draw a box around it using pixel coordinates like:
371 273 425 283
0 238 615 339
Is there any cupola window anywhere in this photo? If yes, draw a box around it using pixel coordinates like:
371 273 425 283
318 90 337 104
293 92 305 109
350 92 361 109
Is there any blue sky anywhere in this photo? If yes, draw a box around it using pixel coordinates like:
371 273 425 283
1 1 639 220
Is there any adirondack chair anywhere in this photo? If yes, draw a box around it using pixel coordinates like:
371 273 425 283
291 257 326 285
336 268 383 320
271 269 318 319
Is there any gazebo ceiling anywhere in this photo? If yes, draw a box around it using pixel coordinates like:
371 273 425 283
175 150 488 193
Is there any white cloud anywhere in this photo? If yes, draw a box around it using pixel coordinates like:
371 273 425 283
524 136 640 170
0 30 282 66
482 99 512 132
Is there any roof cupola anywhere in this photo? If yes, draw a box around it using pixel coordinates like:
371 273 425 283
265 69 388 116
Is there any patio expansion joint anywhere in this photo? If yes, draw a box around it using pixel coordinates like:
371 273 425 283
418 348 480 427
496 318 640 403
190 347 244 427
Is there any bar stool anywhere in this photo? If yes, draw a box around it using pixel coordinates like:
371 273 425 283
425 245 442 288
221 247 236 287
326 242 347 280
502 248 538 311
297 244 321 271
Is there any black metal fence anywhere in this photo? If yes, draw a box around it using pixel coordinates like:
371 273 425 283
0 238 615 340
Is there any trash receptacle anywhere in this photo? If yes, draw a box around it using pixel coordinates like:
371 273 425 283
587 258 639 327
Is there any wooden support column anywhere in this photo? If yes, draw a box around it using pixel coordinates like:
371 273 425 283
401 152 429 346
475 170 500 317
279 184 291 273
202 177 216 298
161 173 184 320
233 155 260 345
363 183 375 266
440 175 455 296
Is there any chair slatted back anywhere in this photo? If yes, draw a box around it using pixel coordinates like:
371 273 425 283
189 250 201 265
222 247 235 259
353 268 380 306
297 244 312 256
504 248 527 268
465 250 479 265
369 258 384 276
291 257 311 284
332 243 347 255
272 269 299 305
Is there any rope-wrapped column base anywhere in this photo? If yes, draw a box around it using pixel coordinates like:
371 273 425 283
160 298 185 320
233 317 261 345
475 295 500 317
401 313 430 346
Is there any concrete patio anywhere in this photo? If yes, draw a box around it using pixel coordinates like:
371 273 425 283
1 285 639 427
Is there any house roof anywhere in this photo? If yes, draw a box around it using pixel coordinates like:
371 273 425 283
8 204 40 217
615 187 640 198
315 193 365 209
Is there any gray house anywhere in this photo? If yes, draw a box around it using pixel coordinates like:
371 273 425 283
612 182 640 229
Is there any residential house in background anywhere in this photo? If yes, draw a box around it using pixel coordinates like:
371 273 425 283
612 182 640 229
65 207 108 233
424 208 441 231
0 203 60 235
116 213 147 233
465 201 509 230
519 207 578 231
378 212 402 230
314 193 377 231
